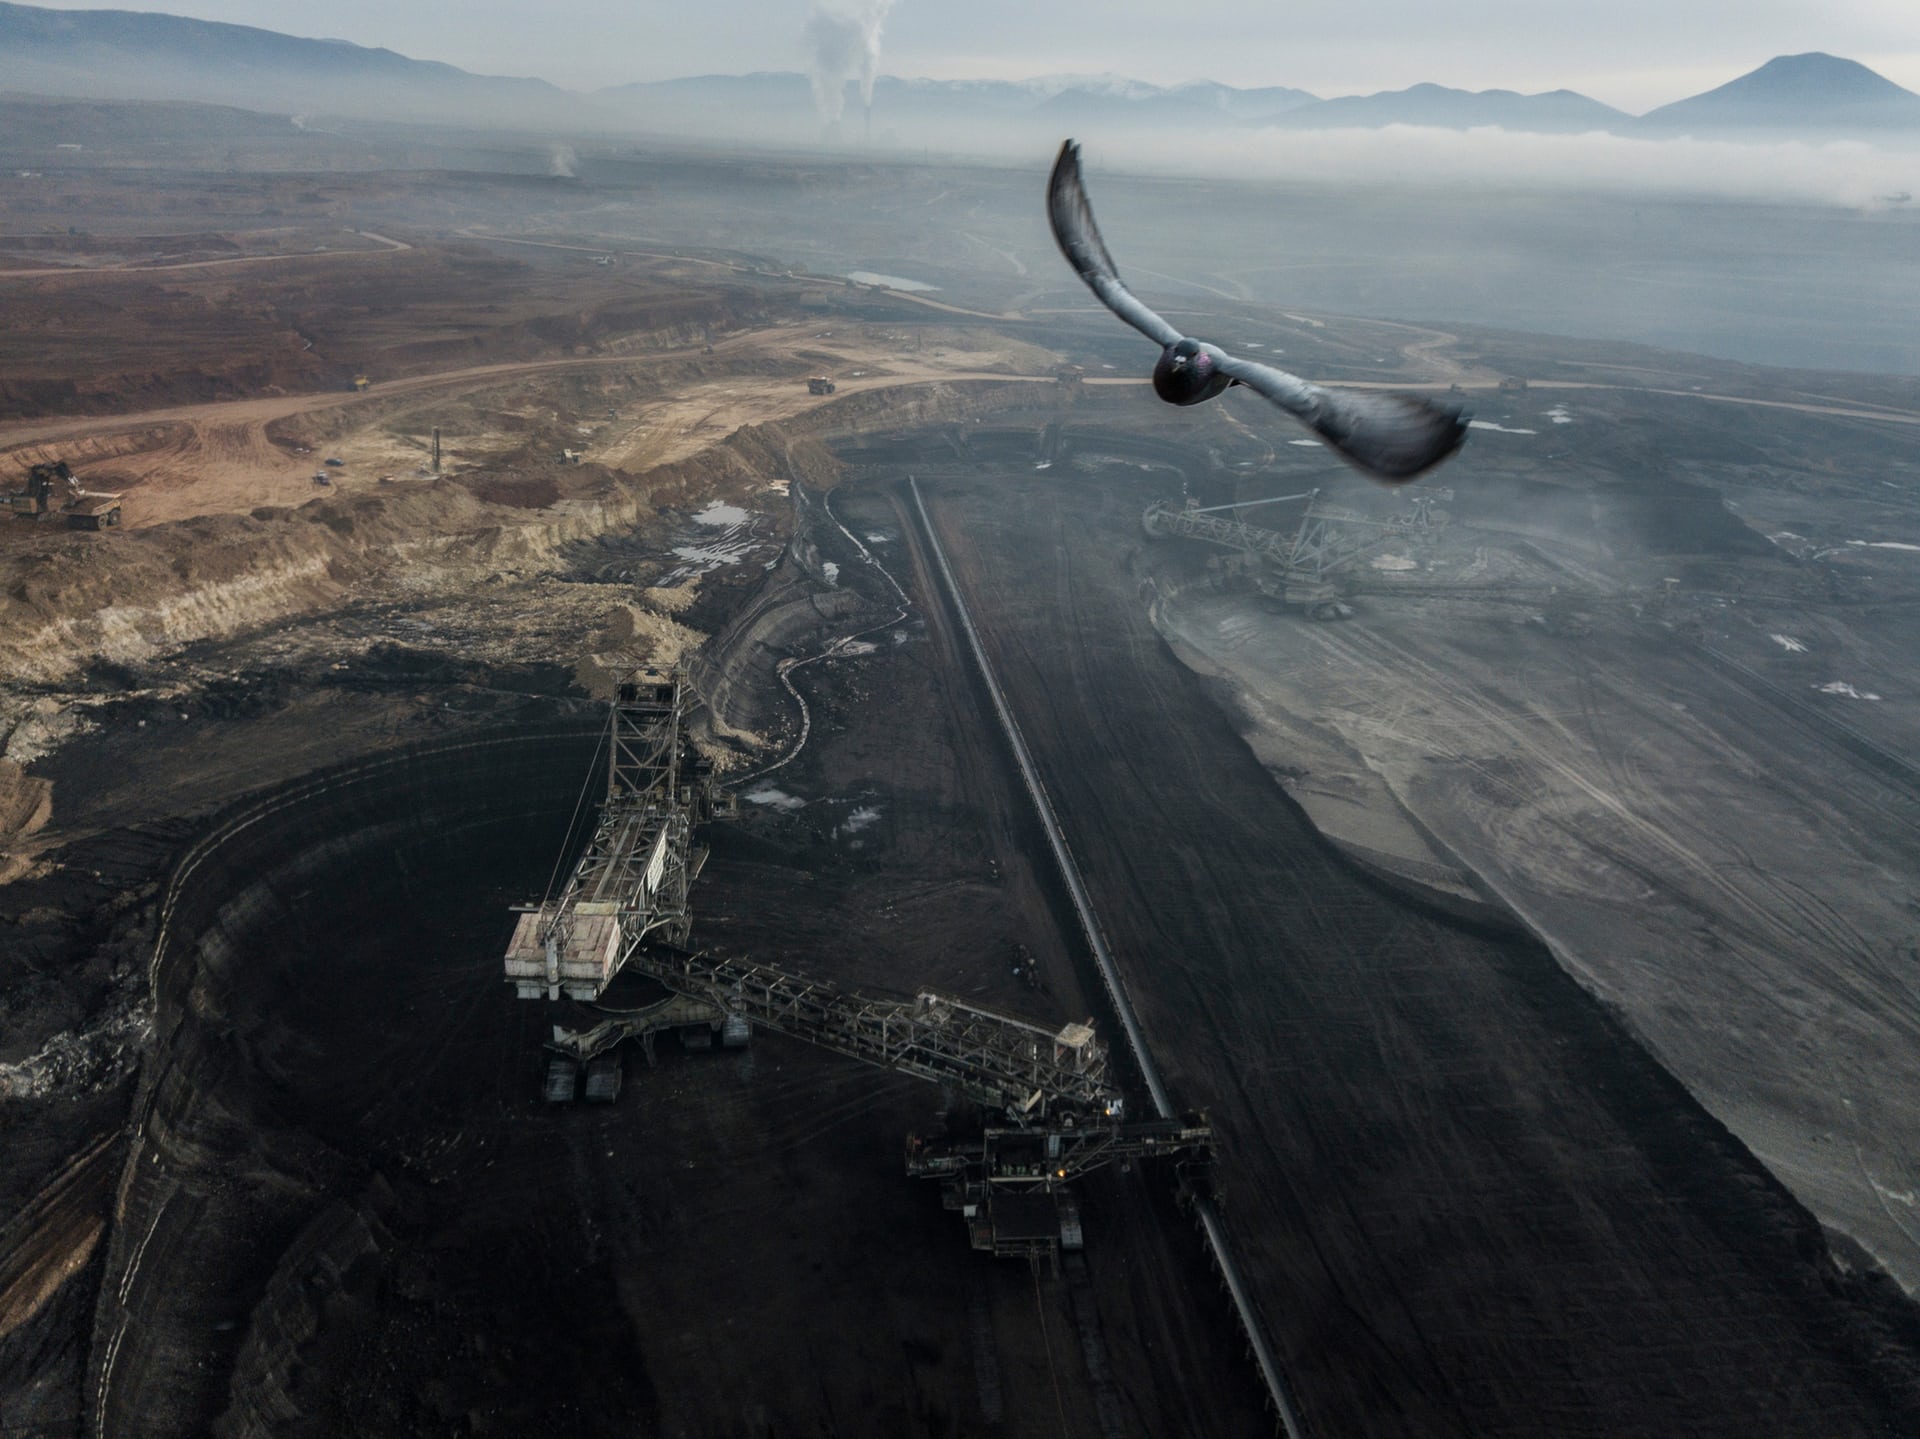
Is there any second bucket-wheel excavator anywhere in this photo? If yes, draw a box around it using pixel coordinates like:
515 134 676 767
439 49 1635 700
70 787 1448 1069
1143 485 1449 617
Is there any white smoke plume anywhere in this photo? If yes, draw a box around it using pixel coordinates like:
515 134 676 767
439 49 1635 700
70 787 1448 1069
548 144 578 178
803 0 894 125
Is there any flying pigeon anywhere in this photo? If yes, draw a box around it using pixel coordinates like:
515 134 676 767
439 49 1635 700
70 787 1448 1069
1046 139 1468 483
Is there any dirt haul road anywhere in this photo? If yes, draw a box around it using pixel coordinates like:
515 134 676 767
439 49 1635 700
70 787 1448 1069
9 299 1910 532
0 325 1056 527
0 230 411 279
916 467 1920 1438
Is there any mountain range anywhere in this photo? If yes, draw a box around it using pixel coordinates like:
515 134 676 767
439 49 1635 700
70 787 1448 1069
0 1 581 126
1 1 1917 145
568 55 1920 143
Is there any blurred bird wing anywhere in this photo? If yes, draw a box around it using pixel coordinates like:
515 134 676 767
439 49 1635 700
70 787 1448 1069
1210 349 1470 483
1047 140 1183 349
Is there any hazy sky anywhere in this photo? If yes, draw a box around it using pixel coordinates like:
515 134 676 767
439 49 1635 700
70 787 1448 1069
23 0 1920 110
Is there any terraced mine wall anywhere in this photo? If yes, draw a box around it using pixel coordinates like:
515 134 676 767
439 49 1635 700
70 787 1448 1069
87 724 597 1437
0 417 815 688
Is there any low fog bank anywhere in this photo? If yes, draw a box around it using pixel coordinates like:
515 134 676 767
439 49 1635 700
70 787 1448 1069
1090 123 1920 211
601 82 1920 211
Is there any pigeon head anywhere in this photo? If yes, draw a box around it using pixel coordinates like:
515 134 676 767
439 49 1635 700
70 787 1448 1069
1153 338 1231 405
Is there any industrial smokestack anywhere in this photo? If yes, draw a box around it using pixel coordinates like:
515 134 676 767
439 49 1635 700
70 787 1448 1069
802 0 894 132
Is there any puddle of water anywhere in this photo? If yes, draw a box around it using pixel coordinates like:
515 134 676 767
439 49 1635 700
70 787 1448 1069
659 501 771 584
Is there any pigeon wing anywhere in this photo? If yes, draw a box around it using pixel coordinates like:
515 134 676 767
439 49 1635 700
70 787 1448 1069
1210 350 1470 483
1047 140 1183 349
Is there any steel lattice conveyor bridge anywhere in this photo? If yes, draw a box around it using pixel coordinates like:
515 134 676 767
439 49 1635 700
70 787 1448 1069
620 944 1119 1121
503 669 1214 1266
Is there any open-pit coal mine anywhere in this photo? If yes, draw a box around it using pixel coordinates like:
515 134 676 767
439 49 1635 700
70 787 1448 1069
6 135 1920 1439
4 413 1916 1438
